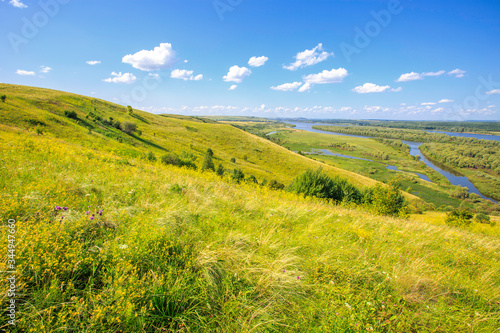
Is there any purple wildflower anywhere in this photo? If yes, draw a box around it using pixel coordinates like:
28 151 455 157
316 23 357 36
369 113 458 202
283 269 286 273
86 211 90 215
55 206 62 211
63 207 68 211
297 276 300 280
90 215 94 220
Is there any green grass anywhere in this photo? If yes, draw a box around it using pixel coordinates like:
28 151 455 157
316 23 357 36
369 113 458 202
1 84 500 332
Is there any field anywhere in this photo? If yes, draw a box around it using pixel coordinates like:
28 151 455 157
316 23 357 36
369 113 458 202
1 85 500 332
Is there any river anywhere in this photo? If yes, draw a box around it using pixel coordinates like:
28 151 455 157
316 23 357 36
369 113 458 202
285 122 499 204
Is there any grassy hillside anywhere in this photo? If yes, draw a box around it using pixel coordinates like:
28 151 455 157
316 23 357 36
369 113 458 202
1 84 500 332
0 84 381 190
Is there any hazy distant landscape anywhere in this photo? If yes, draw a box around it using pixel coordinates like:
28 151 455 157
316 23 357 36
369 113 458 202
1 0 500 332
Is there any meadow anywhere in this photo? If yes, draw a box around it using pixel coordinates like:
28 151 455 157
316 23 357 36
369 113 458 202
1 84 500 332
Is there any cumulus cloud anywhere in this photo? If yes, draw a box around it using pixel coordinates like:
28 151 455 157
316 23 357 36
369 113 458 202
284 43 333 71
103 72 137 84
397 70 448 82
86 60 101 65
223 65 252 83
352 83 391 94
248 56 269 67
122 43 176 71
303 68 348 84
448 69 466 78
229 85 237 90
423 70 445 77
16 69 35 76
3 0 27 8
298 82 312 92
486 89 500 95
40 66 51 73
271 82 303 92
439 99 454 103
396 72 423 82
421 102 436 106
170 69 203 81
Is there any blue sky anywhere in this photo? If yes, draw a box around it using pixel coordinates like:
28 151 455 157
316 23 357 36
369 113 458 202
1 0 500 120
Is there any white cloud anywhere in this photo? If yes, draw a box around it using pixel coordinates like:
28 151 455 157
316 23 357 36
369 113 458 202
352 83 391 94
86 60 101 65
284 43 333 71
433 107 445 112
303 68 348 84
3 0 27 8
229 85 237 90
423 70 445 77
122 43 176 71
16 69 35 76
396 72 423 82
103 72 136 84
223 65 251 83
397 70 449 82
149 73 160 79
391 87 403 92
248 56 269 67
448 69 466 78
40 66 51 73
298 82 312 92
170 69 203 81
421 102 436 106
439 99 454 103
486 89 500 95
271 82 303 92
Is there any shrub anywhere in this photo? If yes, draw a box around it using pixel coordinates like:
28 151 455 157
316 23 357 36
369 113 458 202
246 175 258 184
64 110 78 119
232 169 245 183
121 121 137 135
267 180 284 190
161 153 181 166
230 157 236 163
288 168 344 201
127 105 133 114
365 180 407 217
216 164 224 176
201 148 215 172
112 120 121 129
143 151 157 162
474 213 491 224
445 209 474 227
1 94 6 102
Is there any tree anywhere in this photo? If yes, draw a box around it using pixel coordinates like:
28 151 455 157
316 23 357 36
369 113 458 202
216 163 224 176
0 94 6 102
201 148 215 171
121 121 137 135
368 180 407 217
127 105 133 114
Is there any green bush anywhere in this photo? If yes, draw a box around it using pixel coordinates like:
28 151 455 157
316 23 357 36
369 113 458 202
201 148 215 171
288 168 346 201
445 209 474 227
246 175 258 184
232 169 244 183
230 157 236 163
268 180 285 190
64 110 78 119
143 151 157 162
121 121 137 135
474 213 491 224
216 163 224 176
1 94 6 102
161 153 181 166
364 180 408 217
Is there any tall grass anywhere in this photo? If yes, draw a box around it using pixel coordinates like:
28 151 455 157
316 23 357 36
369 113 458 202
1 127 499 332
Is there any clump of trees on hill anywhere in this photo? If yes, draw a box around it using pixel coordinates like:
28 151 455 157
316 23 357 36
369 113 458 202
288 168 408 217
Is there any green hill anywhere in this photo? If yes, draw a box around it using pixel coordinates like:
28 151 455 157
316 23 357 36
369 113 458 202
0 83 385 189
0 84 499 332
